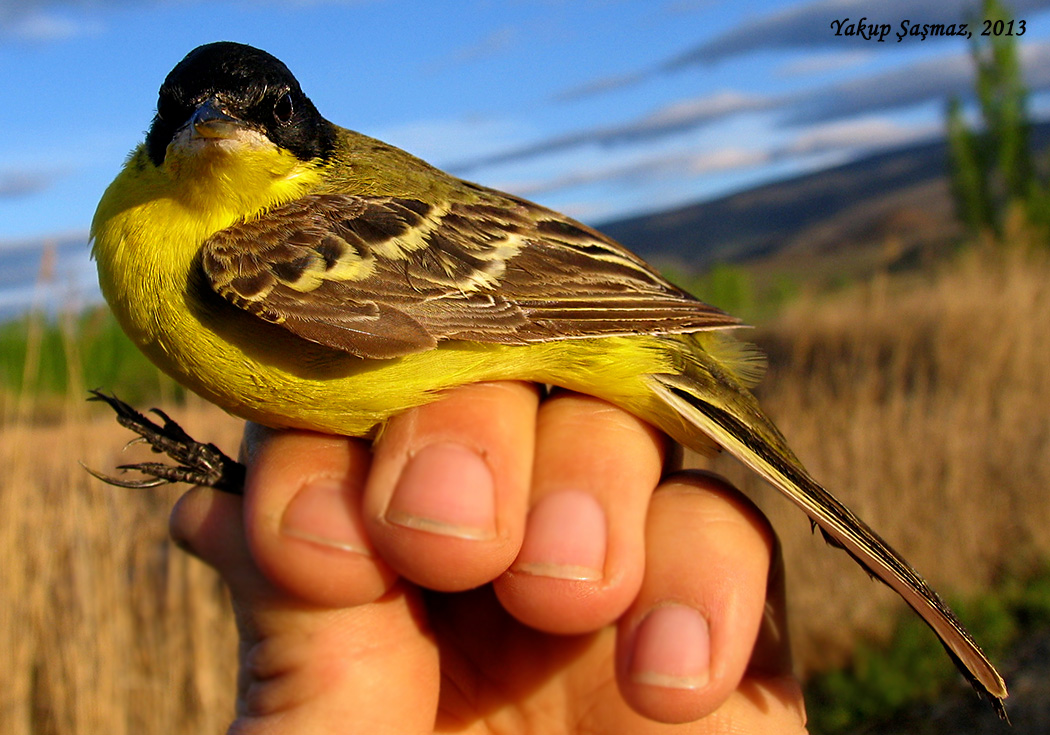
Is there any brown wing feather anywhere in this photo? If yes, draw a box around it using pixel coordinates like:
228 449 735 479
201 192 739 358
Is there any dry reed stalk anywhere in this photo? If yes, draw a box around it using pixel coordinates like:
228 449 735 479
12 244 57 424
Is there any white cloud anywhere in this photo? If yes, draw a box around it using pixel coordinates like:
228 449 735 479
426 26 518 73
776 50 872 79
782 117 940 156
1 7 101 41
641 91 767 128
684 147 771 174
0 170 62 198
500 146 771 198
554 70 650 102
450 90 773 172
372 116 531 167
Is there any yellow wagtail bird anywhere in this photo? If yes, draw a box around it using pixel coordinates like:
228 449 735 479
90 41 1007 713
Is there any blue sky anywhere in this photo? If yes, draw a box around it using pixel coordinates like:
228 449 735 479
3 0 1050 314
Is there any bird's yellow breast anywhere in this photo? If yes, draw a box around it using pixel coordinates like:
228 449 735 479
90 144 340 421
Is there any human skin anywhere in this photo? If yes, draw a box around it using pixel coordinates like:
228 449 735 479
170 381 808 734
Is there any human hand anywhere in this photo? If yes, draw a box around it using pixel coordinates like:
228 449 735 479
170 381 807 733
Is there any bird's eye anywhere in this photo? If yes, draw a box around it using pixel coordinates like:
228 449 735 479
156 93 180 123
273 93 294 124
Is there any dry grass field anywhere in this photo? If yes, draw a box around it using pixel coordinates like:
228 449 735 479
1 245 1047 732
0 401 242 735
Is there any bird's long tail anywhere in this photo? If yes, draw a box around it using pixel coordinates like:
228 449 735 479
643 361 1008 716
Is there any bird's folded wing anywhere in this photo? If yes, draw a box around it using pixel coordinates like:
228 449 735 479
201 193 740 358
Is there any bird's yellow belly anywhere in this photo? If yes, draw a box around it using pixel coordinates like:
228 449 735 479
132 290 674 439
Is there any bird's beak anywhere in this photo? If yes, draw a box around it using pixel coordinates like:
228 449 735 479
190 98 244 140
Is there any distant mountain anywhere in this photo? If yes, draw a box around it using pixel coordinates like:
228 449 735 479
597 121 1050 274
597 140 956 268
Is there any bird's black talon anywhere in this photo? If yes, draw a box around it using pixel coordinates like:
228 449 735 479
85 389 246 494
80 461 170 489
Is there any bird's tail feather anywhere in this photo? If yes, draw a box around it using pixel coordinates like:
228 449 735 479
645 370 1008 715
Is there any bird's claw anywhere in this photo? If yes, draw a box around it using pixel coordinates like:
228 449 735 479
85 390 246 494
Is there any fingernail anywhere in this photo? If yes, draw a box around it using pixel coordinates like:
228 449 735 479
385 443 497 540
511 490 606 580
282 479 372 555
630 604 711 690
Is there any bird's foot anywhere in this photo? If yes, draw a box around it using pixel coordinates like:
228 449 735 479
84 390 245 494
